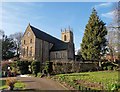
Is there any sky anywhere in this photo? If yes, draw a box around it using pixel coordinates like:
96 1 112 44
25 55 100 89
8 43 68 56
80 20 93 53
0 2 117 52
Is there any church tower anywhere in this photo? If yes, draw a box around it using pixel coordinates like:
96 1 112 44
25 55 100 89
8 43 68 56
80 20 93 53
61 27 73 43
61 27 75 60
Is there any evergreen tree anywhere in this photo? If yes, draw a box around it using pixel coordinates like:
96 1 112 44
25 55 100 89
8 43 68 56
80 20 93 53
81 8 107 60
2 35 15 60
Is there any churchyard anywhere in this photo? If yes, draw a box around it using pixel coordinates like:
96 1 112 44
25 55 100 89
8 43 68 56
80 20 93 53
1 2 120 91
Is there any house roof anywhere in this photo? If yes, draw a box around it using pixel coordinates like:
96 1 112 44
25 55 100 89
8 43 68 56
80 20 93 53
29 24 68 51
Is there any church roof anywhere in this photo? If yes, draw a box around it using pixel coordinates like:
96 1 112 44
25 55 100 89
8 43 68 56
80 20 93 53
29 25 68 51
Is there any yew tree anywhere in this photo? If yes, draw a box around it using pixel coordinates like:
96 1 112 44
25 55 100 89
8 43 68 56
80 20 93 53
2 35 15 60
81 8 107 60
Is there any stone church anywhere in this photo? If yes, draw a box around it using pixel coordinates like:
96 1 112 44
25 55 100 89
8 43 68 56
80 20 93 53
20 24 75 62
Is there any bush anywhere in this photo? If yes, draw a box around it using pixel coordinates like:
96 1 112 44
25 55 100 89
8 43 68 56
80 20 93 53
37 73 42 77
1 61 19 77
10 62 18 76
102 62 118 71
6 78 16 90
14 81 25 89
107 66 113 70
44 61 53 75
111 83 119 91
1 61 12 71
31 61 40 77
107 82 119 91
103 67 107 70
113 67 118 71
17 61 30 74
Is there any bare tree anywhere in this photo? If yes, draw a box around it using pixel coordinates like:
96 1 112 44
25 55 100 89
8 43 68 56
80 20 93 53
107 1 120 61
9 32 23 58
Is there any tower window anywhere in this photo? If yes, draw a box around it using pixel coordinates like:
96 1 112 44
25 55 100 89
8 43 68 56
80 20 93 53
64 35 67 41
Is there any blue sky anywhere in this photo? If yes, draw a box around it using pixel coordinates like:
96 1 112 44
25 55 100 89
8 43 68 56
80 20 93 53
0 2 116 51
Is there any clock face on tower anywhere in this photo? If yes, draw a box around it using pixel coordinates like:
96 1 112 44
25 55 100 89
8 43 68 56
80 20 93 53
27 32 30 37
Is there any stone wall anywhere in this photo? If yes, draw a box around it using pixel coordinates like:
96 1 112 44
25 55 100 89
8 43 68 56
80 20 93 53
51 60 99 74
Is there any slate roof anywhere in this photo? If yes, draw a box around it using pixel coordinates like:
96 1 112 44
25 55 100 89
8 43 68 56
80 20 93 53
30 25 68 51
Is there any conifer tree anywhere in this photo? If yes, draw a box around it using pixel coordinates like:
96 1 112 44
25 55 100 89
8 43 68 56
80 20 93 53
2 35 15 60
81 8 107 60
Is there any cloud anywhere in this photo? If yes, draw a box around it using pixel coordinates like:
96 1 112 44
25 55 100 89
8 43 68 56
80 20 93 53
101 10 117 19
94 2 112 9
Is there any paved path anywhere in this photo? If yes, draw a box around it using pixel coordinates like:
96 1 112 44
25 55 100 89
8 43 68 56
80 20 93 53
17 76 67 90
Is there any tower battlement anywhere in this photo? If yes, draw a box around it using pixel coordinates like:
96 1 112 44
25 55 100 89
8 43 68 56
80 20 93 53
61 27 73 43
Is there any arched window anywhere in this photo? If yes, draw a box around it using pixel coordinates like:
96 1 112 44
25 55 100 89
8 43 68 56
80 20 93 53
27 46 28 56
64 35 67 41
23 48 25 56
30 39 32 43
24 40 25 44
30 47 32 56
55 53 57 58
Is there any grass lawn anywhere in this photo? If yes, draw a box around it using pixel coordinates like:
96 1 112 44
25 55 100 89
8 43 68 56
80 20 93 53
0 80 6 86
0 80 8 90
0 80 25 90
52 71 119 91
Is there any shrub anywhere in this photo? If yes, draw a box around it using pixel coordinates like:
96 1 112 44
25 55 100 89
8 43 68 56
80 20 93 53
10 62 18 76
113 67 118 71
14 81 25 89
107 66 113 70
103 67 107 70
31 61 40 77
1 61 12 71
37 73 42 77
107 82 119 91
6 78 16 90
1 61 19 77
44 61 53 75
101 62 118 71
17 61 30 74
111 83 118 91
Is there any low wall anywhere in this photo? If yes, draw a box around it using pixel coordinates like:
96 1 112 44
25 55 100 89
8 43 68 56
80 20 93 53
51 60 99 74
